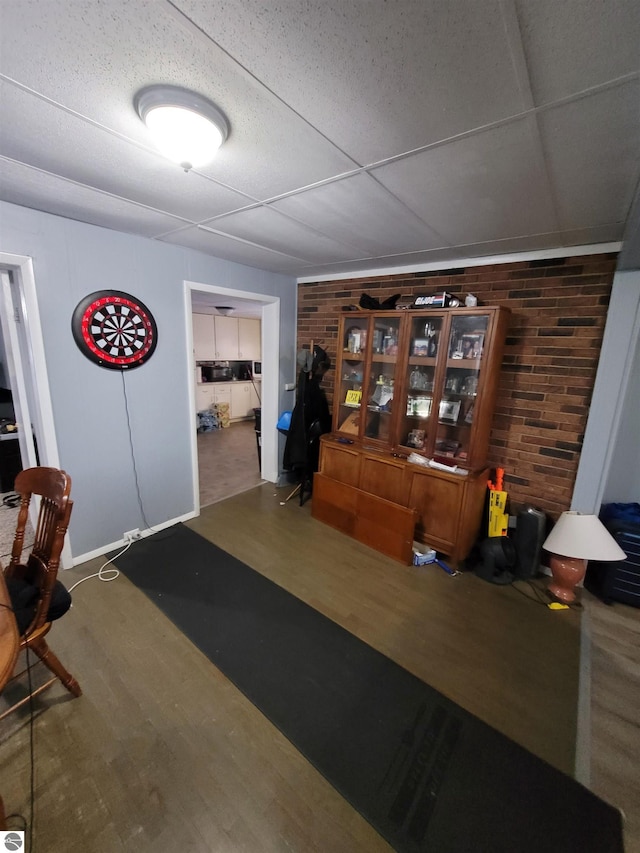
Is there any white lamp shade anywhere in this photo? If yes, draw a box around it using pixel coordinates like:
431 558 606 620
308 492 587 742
543 512 627 561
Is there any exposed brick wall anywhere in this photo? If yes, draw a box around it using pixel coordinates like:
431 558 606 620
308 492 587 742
297 254 617 520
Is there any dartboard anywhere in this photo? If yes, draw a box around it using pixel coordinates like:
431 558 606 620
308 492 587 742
71 290 158 370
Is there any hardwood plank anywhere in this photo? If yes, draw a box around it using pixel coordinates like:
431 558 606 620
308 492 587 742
2 483 634 851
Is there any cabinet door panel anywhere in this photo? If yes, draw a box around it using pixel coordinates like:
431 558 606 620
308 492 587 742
238 318 261 361
319 441 361 486
408 469 462 548
214 316 239 359
193 314 216 361
360 454 405 504
195 386 215 412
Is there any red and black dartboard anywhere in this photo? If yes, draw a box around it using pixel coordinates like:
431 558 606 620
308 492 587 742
71 290 158 370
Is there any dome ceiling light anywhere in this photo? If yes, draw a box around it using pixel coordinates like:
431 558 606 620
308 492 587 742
215 306 235 316
134 85 229 172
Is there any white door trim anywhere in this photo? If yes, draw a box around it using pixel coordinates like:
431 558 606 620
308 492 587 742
183 282 280 514
0 252 71 567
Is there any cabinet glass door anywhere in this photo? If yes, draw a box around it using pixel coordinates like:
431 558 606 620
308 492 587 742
434 313 489 464
364 316 401 443
335 320 369 438
399 315 444 452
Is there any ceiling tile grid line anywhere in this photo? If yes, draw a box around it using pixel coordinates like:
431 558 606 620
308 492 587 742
1 0 639 275
0 154 196 227
1 60 635 215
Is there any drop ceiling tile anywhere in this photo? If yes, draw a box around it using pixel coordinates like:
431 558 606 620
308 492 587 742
205 207 364 264
0 0 357 197
271 173 445 254
0 159 189 237
516 0 640 104
161 226 305 275
0 83 253 221
538 81 640 230
175 0 526 163
370 117 557 247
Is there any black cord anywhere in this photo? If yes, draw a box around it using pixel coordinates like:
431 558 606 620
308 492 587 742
119 372 173 543
510 581 548 606
120 371 156 537
511 578 584 611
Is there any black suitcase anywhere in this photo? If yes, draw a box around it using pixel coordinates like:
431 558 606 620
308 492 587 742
585 518 640 606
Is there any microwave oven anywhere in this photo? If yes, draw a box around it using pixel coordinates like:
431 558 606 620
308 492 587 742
252 361 262 377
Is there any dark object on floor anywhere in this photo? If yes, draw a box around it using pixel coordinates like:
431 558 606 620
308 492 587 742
116 524 624 853
1 466 82 721
514 506 547 580
475 536 517 584
585 507 640 607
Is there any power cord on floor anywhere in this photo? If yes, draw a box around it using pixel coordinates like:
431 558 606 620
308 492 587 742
65 539 132 594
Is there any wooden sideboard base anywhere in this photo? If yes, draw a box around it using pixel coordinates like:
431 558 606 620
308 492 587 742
316 436 489 567
312 472 417 565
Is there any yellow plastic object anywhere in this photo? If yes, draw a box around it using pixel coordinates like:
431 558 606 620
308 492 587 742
488 490 509 536
548 602 570 610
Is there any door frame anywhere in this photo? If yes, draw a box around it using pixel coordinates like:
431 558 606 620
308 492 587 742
0 252 72 567
183 282 280 512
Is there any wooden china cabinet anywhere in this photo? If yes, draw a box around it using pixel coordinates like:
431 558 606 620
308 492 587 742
312 306 510 566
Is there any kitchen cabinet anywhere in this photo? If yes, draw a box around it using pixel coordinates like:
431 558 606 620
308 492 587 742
213 316 239 359
193 314 261 361
230 382 260 420
215 317 261 360
195 383 232 415
238 318 261 360
313 306 510 565
195 384 215 412
193 314 216 361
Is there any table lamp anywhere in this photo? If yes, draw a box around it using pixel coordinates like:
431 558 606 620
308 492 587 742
543 511 626 603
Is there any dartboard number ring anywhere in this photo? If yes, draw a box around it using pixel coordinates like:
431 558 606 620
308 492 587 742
72 290 158 370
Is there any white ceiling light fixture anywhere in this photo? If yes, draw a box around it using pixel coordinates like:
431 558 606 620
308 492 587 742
215 306 235 316
134 85 229 172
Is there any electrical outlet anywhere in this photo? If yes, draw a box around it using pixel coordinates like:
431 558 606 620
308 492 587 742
124 528 141 542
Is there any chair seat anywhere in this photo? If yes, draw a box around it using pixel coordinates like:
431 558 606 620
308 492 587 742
6 576 72 635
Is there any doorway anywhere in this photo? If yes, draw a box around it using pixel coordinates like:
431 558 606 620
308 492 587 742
0 254 71 566
184 282 280 511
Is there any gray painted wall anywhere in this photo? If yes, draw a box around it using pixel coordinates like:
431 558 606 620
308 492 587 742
572 270 640 512
603 284 640 504
0 201 297 559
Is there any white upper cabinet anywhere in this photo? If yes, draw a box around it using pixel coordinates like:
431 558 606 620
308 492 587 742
192 314 215 361
193 314 261 361
238 318 261 361
213 316 239 359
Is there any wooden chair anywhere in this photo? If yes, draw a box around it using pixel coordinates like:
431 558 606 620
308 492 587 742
0 466 81 720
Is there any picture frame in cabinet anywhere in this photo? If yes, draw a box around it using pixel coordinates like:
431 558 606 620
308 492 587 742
407 429 426 449
460 333 484 359
439 399 461 423
344 389 362 407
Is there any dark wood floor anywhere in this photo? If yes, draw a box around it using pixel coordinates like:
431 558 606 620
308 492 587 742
0 482 636 852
